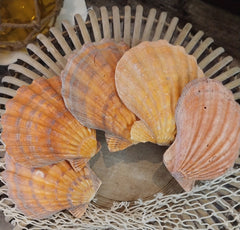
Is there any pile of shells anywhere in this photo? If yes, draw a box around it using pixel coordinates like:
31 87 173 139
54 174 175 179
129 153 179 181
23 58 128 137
1 39 240 219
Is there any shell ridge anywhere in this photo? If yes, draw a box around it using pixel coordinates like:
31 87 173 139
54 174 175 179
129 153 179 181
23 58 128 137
3 129 34 164
30 78 63 108
68 158 89 172
163 141 177 172
182 94 229 173
66 51 114 123
180 88 239 172
173 79 213 169
2 77 98 168
62 48 97 110
147 44 171 142
29 178 53 215
104 101 134 140
21 84 88 141
13 171 38 216
164 78 240 191
68 203 88 218
154 45 177 142
173 46 188 99
2 113 85 145
115 40 204 145
173 95 203 171
105 132 132 152
186 107 240 178
89 47 134 138
130 120 156 143
6 99 94 144
61 39 136 151
121 49 161 140
179 90 218 170
3 84 89 144
168 46 180 113
116 67 151 122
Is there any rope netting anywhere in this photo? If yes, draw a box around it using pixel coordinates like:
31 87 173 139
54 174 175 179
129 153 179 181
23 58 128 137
1 158 240 230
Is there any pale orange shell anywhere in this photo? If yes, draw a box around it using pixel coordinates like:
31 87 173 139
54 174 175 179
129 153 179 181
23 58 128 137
1 76 98 170
163 78 240 191
115 40 204 145
61 39 136 152
3 153 101 219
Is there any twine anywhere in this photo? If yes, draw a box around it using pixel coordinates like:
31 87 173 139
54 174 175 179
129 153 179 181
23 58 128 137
0 0 63 50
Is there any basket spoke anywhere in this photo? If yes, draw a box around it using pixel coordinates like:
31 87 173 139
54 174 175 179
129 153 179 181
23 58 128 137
185 31 204 54
27 43 62 76
142 8 157 41
0 97 9 105
205 56 233 78
163 17 179 43
8 63 41 81
123 5 131 46
214 67 240 82
174 23 192 46
74 14 91 43
2 76 29 87
50 27 72 56
152 12 167 41
234 92 240 100
0 87 16 97
37 34 67 68
0 144 5 155
199 47 225 70
61 20 82 50
89 9 102 42
225 77 240 91
112 6 121 42
132 5 143 46
0 109 5 116
192 37 214 60
14 53 55 79
100 7 111 39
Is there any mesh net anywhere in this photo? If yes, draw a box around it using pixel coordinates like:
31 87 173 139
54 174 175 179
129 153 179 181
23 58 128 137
1 157 240 230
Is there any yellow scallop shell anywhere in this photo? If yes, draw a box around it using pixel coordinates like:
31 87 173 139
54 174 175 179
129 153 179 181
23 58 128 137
115 40 204 145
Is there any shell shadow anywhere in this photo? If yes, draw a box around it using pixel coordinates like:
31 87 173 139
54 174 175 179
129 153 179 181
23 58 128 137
90 130 169 168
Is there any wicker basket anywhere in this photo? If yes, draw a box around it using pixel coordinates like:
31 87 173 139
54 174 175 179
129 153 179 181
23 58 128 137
0 5 240 230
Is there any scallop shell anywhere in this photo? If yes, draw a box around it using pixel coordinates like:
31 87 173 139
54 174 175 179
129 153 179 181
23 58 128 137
1 76 98 171
163 78 240 192
2 153 101 219
115 40 204 145
61 39 137 152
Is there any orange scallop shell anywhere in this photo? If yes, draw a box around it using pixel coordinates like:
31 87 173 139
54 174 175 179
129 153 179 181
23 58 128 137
2 153 101 219
115 40 204 145
61 39 137 152
1 76 98 171
163 78 240 191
